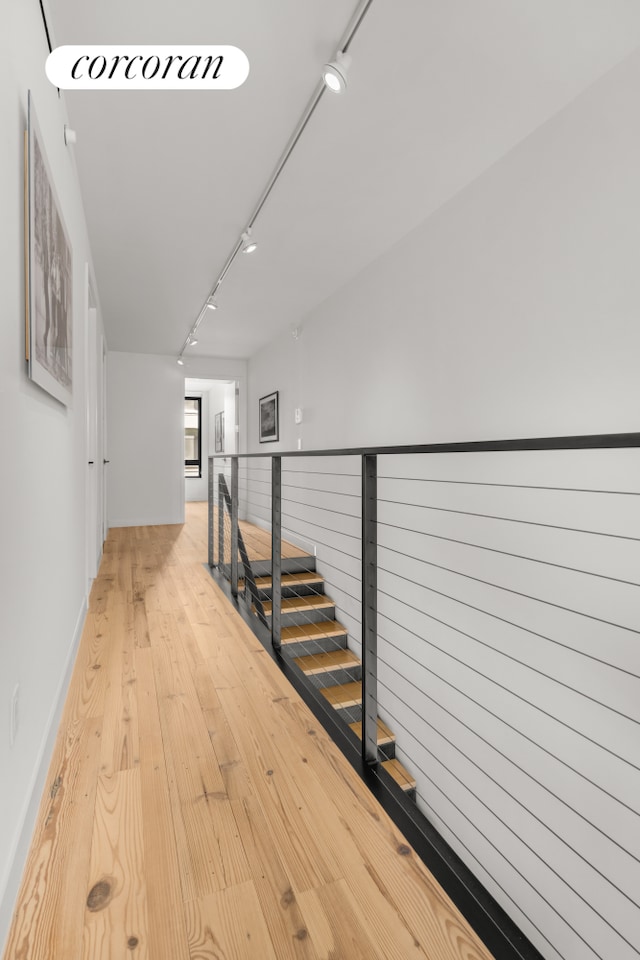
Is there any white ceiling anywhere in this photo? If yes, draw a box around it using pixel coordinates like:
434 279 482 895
47 0 640 361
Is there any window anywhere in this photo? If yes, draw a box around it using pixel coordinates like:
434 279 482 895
184 396 201 478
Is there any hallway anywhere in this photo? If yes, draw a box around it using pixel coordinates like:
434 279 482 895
3 503 494 960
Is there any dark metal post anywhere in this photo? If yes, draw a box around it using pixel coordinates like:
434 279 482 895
362 454 378 766
208 456 214 567
218 472 224 570
231 458 239 596
271 456 282 650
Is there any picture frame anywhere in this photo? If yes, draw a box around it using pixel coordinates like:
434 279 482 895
259 390 279 443
26 91 73 405
215 410 224 453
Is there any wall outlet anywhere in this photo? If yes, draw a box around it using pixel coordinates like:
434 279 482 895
10 684 19 747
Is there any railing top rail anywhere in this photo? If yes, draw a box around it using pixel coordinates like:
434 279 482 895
209 431 640 461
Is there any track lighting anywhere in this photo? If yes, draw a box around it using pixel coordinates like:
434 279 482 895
189 338 198 346
177 358 184 365
206 297 218 310
241 228 257 254
322 51 351 94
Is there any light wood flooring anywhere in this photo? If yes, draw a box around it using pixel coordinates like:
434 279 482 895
3 501 495 960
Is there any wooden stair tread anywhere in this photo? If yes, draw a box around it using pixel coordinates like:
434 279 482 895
262 595 333 615
382 758 416 792
280 621 348 643
349 718 396 746
319 681 362 709
255 572 324 589
293 649 361 676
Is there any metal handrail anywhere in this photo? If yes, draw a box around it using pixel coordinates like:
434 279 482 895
215 470 268 628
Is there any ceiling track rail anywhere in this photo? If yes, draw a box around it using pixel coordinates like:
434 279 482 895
39 0 53 53
178 0 375 360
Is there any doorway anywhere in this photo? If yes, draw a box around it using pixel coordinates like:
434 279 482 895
183 378 238 503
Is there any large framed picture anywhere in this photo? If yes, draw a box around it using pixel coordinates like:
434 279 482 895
215 410 224 453
259 390 279 443
27 91 73 405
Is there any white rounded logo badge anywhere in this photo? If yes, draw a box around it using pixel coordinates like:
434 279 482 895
46 46 249 90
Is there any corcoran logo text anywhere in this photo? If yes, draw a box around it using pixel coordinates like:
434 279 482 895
46 46 249 90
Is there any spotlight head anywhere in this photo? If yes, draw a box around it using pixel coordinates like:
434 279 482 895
206 297 218 310
322 51 351 94
241 229 257 254
177 357 184 365
189 338 198 346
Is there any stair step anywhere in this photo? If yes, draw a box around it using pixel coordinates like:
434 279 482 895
255 572 325 592
381 758 416 793
349 717 396 748
262 595 334 616
319 681 362 710
250 555 316 578
281 620 348 645
293 648 361 676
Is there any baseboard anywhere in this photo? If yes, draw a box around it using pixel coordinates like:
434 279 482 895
0 596 87 955
109 515 184 528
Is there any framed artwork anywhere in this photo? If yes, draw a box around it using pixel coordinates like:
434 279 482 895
215 410 224 453
26 91 73 405
259 390 279 443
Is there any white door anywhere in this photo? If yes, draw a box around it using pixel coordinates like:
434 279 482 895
101 341 108 545
85 301 99 589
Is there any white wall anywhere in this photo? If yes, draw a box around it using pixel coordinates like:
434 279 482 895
248 50 640 452
244 50 640 960
107 352 184 526
0 0 105 949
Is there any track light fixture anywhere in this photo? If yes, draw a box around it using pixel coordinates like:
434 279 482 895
177 358 184 365
189 337 198 346
206 297 218 310
322 51 351 93
241 228 257 254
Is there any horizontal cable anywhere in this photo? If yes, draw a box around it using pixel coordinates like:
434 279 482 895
376 623 640 818
376 555 639 679
377 497 640 543
281 497 360 521
280 526 360 562
377 541 640 641
313 554 361 584
377 518 640 589
281 468 360 478
377 475 640 497
377 566 640 718
281 510 361 542
281 481 361 499
376 668 640 909
377 596 640 767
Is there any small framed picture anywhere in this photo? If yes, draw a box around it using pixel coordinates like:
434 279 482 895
259 390 279 443
214 410 224 453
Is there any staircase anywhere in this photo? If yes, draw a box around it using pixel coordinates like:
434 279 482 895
250 555 417 798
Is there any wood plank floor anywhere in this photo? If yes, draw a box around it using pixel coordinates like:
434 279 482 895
3 501 495 960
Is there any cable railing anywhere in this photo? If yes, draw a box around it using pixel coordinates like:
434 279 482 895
208 432 640 960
